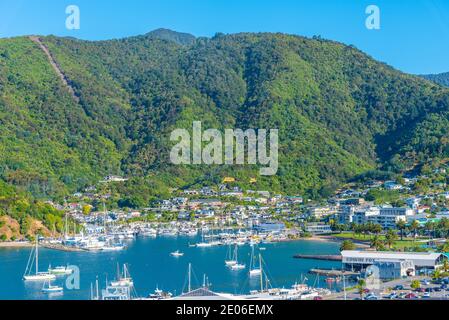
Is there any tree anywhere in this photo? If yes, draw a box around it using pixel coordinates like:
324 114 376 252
385 229 398 249
433 269 443 280
410 220 420 241
370 235 384 251
442 260 449 273
82 205 92 216
356 279 366 299
372 224 382 236
424 221 435 240
396 220 406 241
410 280 421 290
340 240 356 252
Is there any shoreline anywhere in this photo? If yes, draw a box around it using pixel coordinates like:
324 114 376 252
0 242 33 248
299 235 370 248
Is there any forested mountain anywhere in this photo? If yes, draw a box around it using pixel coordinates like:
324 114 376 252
1 30 449 201
422 72 449 87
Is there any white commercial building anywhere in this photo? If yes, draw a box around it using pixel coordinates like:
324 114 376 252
341 250 446 272
305 223 332 235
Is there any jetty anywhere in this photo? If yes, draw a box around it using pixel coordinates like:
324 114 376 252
42 243 86 252
293 254 342 261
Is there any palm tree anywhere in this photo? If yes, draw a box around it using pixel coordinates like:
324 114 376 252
439 218 449 238
424 221 435 240
396 220 406 241
443 260 449 273
340 240 356 252
410 220 420 241
385 229 398 249
371 224 382 239
370 235 384 251
433 269 443 281
356 279 366 299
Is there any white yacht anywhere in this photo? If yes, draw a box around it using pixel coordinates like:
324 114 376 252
249 248 262 276
170 250 184 257
23 240 56 281
224 245 237 266
228 246 245 270
110 264 134 287
48 265 73 275
42 280 63 293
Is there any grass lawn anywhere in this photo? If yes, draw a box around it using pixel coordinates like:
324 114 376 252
332 232 422 250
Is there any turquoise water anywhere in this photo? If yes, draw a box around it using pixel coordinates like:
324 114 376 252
0 236 344 300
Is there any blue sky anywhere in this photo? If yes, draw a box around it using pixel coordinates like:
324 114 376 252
0 0 448 74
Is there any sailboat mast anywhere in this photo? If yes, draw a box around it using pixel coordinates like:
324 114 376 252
35 238 38 275
188 263 192 292
103 202 107 232
96 277 99 300
259 254 263 292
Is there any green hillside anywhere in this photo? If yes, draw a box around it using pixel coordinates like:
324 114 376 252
422 72 449 87
1 30 449 201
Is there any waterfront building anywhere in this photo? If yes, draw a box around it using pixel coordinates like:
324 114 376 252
373 260 415 280
342 251 447 272
305 223 332 235
253 222 286 233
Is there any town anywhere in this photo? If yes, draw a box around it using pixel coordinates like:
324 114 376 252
7 160 449 300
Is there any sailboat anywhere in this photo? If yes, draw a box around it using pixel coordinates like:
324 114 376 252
224 245 237 266
229 246 246 270
249 247 262 276
42 279 63 293
23 239 56 281
110 264 134 287
170 250 184 257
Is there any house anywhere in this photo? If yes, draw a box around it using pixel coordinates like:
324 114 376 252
102 175 128 183
384 181 403 190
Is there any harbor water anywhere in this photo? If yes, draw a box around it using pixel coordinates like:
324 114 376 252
0 236 345 300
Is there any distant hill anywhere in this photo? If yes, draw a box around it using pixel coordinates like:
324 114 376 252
1 31 449 200
422 72 449 87
145 28 196 45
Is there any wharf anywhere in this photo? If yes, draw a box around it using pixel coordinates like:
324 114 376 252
293 254 342 261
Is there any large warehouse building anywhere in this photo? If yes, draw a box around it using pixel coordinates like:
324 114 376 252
341 251 447 272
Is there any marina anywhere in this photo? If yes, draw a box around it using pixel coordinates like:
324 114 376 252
0 234 345 300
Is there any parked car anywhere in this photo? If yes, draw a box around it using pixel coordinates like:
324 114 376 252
384 293 398 300
364 294 379 300
404 293 418 299
393 285 404 291
422 292 431 299
313 296 323 301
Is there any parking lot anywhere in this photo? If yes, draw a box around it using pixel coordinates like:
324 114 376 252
326 276 449 300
